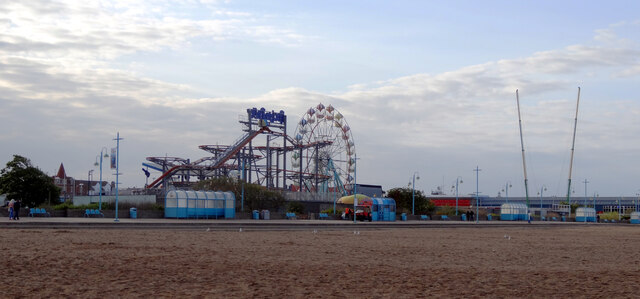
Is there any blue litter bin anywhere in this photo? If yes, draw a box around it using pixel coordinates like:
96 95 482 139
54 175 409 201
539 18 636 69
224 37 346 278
487 214 492 221
561 216 566 222
252 210 259 220
401 213 407 221
461 214 467 221
129 207 137 219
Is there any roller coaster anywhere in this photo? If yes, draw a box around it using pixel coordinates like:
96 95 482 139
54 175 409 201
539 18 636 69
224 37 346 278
143 104 356 198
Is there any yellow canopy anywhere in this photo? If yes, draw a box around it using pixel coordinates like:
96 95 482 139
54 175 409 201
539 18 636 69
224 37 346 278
337 194 371 205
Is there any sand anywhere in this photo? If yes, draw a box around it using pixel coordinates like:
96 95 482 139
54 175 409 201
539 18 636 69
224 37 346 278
2 225 640 298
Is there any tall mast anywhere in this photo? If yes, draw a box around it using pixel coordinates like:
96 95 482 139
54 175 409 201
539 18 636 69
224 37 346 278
566 87 581 218
516 89 530 209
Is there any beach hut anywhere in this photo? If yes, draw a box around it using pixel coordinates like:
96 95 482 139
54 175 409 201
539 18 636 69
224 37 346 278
630 212 640 224
500 203 528 221
165 190 235 219
575 207 596 222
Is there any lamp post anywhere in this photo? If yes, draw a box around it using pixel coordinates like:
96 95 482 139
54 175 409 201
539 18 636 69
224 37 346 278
474 166 481 224
88 170 93 195
502 182 512 204
593 192 598 219
411 171 420 215
538 185 547 219
583 179 589 208
113 132 123 222
93 147 109 211
353 153 359 224
453 177 462 216
618 196 622 221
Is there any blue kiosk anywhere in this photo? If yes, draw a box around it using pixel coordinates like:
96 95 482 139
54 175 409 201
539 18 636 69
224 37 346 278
370 198 397 222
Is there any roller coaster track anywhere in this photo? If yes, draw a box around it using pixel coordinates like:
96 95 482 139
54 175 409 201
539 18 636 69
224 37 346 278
146 127 270 188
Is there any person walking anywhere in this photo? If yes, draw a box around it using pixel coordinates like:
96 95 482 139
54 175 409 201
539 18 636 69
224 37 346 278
8 199 15 220
14 199 21 220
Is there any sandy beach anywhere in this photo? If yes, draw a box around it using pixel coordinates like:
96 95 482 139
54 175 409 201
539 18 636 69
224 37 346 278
2 225 640 298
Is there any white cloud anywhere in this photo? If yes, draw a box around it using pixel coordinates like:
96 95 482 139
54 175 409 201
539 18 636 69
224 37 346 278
0 3 639 195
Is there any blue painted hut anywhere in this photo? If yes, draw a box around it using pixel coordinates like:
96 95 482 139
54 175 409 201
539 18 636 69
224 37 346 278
575 207 596 222
370 198 396 222
630 212 640 224
500 203 528 221
165 190 235 219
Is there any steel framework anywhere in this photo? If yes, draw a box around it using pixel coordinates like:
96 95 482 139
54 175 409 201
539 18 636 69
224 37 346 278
144 105 353 196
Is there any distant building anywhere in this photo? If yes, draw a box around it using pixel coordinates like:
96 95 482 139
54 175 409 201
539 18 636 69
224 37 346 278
52 163 74 201
52 163 112 200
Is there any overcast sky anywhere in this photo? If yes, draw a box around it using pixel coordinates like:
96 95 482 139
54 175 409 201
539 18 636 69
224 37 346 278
1 0 639 197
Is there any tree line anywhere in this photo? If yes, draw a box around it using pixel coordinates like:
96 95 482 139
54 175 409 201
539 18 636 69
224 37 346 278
0 155 61 207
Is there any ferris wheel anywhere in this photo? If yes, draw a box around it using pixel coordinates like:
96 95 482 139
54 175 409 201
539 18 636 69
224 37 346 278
291 103 356 195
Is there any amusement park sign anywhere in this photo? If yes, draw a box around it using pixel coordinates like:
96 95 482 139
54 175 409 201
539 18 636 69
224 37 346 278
247 107 286 125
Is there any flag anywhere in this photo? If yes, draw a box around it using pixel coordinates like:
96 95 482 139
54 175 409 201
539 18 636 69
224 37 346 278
110 147 117 169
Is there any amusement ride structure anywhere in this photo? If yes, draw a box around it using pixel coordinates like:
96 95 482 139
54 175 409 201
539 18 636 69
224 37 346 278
143 103 356 198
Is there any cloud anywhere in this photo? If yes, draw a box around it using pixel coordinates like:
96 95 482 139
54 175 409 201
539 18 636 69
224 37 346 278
1 3 639 195
0 1 306 61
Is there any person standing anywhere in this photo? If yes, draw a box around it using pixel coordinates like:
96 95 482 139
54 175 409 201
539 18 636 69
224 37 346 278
14 199 21 220
8 199 15 220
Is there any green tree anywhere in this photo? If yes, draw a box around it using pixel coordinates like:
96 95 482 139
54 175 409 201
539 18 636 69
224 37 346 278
387 187 435 215
0 155 61 207
287 201 305 214
242 183 285 211
194 177 240 194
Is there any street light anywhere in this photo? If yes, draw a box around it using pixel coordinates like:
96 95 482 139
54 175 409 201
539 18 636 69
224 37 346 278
593 192 599 221
537 185 547 220
452 177 462 216
88 170 94 195
502 182 512 204
113 132 123 223
583 179 589 209
94 147 109 211
353 154 359 224
618 196 623 221
411 171 420 215
474 166 481 224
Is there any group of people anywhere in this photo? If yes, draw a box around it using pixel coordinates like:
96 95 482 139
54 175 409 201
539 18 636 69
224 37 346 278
7 199 22 220
465 209 475 221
